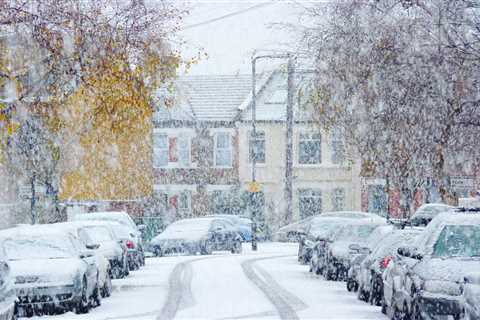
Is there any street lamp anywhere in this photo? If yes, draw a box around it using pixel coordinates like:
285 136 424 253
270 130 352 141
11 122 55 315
249 52 295 251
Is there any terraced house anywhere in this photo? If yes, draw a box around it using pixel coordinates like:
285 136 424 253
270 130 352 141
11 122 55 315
155 71 363 227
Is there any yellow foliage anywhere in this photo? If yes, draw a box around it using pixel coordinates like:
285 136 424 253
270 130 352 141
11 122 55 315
60 55 155 201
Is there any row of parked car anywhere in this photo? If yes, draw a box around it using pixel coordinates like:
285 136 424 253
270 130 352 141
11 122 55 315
147 214 252 256
0 211 146 319
290 200 480 320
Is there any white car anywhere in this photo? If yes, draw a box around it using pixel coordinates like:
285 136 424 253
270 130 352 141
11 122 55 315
72 211 145 266
0 255 15 320
0 226 100 317
463 273 480 320
54 222 113 297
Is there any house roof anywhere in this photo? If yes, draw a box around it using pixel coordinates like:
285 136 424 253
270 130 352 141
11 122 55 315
156 74 253 122
154 71 315 123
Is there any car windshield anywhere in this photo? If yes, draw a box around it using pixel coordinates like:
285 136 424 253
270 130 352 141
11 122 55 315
3 235 76 260
81 226 113 243
334 224 379 242
111 225 133 240
164 219 212 235
433 225 480 258
371 231 419 259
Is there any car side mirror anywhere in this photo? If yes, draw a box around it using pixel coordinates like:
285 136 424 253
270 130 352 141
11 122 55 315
86 243 100 250
80 250 95 259
397 247 410 257
349 244 361 252
138 224 146 231
398 247 423 260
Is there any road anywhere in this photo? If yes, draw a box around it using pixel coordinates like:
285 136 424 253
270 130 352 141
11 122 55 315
28 243 386 320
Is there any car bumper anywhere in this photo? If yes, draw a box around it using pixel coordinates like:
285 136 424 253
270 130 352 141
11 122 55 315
417 292 463 316
15 284 79 309
161 242 201 255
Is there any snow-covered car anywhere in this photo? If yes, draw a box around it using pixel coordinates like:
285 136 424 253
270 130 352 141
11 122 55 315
0 226 100 316
463 273 480 320
72 211 145 266
355 229 421 306
346 224 394 293
309 218 352 275
389 210 480 320
150 217 243 256
299 212 386 265
409 203 455 227
274 218 313 243
108 222 143 270
76 222 130 279
324 221 387 281
0 255 15 320
205 214 252 242
53 222 113 297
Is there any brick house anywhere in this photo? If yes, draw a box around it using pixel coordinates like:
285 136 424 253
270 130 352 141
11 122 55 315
152 75 252 220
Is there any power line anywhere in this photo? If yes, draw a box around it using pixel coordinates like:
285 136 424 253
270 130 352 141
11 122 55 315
182 2 275 30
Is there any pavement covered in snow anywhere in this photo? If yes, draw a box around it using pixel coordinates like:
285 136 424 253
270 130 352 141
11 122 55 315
26 243 386 320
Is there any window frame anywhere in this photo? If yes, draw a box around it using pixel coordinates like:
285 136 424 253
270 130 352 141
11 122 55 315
248 130 266 164
298 132 322 165
214 132 233 168
153 133 169 167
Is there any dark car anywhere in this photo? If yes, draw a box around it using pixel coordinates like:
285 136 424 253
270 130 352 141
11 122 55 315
150 217 243 256
386 211 480 320
323 221 386 281
0 256 15 320
463 273 480 320
410 203 454 227
0 226 100 317
355 229 421 307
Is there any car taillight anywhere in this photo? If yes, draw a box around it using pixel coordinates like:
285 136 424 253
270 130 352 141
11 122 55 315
126 240 135 249
380 256 393 269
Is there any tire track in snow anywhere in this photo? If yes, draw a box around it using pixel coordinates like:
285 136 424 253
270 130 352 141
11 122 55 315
241 255 307 320
156 256 214 320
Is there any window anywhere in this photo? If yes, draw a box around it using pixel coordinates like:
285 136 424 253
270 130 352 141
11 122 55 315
249 131 265 164
153 133 191 167
153 133 168 167
214 132 232 167
368 185 387 216
178 191 192 217
299 189 322 218
331 128 345 164
299 133 321 164
332 188 345 211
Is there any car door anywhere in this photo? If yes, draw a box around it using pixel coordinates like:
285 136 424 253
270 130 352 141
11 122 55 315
70 235 98 295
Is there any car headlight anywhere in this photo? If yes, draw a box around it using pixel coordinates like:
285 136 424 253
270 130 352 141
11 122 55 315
423 280 462 296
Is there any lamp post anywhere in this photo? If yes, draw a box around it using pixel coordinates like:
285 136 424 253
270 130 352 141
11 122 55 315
250 53 294 251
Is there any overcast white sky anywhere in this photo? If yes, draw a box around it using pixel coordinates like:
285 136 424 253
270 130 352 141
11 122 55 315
177 1 310 75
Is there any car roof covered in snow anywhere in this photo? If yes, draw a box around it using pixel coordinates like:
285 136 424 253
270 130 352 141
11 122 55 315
72 211 136 229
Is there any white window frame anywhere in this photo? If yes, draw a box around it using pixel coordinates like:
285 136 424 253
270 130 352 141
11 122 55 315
298 132 322 165
152 130 193 168
248 130 265 164
153 133 168 167
178 190 192 217
332 188 346 211
214 132 233 168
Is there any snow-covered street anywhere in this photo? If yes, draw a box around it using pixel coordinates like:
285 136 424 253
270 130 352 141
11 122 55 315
26 243 385 320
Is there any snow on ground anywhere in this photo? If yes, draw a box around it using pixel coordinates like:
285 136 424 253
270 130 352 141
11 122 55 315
24 242 386 320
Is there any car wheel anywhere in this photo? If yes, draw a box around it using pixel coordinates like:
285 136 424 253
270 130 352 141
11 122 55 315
346 279 356 292
231 240 242 254
92 283 102 307
102 273 113 298
381 297 387 315
74 278 90 314
201 241 213 255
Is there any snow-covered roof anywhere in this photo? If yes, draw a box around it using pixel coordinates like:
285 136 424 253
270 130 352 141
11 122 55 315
156 74 254 122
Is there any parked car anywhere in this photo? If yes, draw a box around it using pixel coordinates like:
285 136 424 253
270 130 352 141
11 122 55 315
0 254 15 320
76 222 130 279
324 220 386 281
0 226 100 316
463 273 480 320
299 212 386 265
72 211 145 266
356 229 421 307
346 224 394 293
205 214 252 242
274 218 313 243
410 203 455 227
108 222 143 270
54 222 113 297
150 217 243 256
309 218 353 275
387 210 480 320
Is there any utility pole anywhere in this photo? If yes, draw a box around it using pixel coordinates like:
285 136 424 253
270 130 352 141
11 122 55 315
285 56 294 224
250 52 293 251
